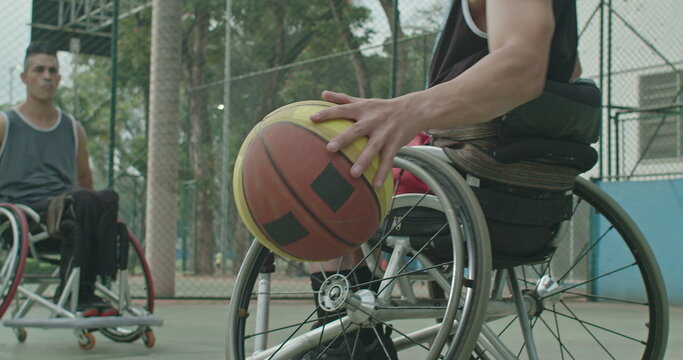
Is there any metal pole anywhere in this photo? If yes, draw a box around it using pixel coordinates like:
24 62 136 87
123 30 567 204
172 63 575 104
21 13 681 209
615 112 620 178
607 0 613 180
108 0 120 189
181 183 188 273
219 0 233 274
70 38 80 118
390 0 399 98
598 1 604 180
507 268 540 360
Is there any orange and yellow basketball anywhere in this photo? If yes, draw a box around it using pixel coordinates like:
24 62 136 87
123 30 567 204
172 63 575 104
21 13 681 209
233 100 393 262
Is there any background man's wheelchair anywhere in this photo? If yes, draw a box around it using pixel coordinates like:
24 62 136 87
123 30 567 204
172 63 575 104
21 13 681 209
0 199 162 350
226 146 669 360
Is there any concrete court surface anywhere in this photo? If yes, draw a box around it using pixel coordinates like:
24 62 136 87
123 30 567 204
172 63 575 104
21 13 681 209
0 300 682 360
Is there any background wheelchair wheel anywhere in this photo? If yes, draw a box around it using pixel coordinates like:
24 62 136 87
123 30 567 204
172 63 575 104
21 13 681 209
0 204 29 320
481 177 668 359
226 147 491 360
98 230 155 343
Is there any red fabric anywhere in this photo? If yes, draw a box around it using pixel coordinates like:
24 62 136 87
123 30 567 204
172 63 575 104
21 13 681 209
393 133 431 195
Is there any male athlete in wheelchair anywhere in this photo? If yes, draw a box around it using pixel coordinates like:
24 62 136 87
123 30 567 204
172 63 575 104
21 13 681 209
227 1 668 359
0 42 160 350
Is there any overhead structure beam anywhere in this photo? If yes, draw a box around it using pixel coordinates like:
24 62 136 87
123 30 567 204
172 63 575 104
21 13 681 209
52 0 151 33
31 0 152 56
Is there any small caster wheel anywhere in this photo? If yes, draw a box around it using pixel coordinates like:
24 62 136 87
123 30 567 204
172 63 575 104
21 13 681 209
142 329 156 348
77 331 96 351
14 328 27 343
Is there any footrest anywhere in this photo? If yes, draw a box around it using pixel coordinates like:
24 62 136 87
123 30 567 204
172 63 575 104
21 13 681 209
3 316 164 329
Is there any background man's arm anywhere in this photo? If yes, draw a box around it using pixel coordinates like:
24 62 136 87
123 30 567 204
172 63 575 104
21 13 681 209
0 113 6 150
75 122 94 190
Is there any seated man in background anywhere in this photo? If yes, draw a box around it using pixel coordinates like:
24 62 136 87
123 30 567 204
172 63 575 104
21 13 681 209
0 41 118 317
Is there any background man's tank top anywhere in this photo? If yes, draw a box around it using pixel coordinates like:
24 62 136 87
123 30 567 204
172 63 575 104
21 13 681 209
0 108 78 204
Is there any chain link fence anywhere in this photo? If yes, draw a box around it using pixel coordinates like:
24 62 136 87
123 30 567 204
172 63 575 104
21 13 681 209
1 0 681 298
590 0 683 180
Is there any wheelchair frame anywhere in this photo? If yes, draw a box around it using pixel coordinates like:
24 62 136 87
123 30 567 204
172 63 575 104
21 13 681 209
0 202 163 350
226 146 669 360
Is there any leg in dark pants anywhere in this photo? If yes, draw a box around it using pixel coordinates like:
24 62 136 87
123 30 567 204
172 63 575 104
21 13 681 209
69 189 119 295
29 189 119 315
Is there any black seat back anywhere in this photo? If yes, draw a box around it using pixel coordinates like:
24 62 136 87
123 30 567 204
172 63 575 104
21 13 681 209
494 79 602 171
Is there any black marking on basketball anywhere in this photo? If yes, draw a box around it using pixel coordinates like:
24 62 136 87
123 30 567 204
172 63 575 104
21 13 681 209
263 212 309 247
260 103 379 220
311 164 355 212
286 123 382 220
259 133 358 248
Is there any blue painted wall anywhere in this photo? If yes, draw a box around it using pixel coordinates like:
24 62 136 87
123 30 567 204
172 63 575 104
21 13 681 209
595 179 683 306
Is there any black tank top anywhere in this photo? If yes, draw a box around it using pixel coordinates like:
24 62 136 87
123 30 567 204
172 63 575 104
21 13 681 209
427 0 581 191
429 0 578 87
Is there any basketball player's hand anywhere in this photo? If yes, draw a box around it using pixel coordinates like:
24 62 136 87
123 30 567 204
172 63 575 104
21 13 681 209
310 90 421 188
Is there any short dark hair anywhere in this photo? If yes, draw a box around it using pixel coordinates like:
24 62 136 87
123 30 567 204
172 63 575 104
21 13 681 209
24 41 58 68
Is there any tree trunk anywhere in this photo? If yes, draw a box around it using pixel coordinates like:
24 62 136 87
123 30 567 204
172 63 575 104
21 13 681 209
231 212 250 274
329 0 372 98
146 0 182 297
379 0 407 95
184 7 216 275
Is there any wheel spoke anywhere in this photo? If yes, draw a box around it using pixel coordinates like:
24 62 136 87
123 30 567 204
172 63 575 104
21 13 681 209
243 313 319 340
558 225 615 283
541 198 586 278
495 315 519 338
264 308 324 359
545 262 638 299
351 192 432 277
544 303 647 346
535 313 577 360
557 290 648 305
344 298 444 358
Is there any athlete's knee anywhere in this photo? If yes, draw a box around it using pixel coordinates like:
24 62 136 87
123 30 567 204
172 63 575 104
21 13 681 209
69 189 98 209
97 189 119 206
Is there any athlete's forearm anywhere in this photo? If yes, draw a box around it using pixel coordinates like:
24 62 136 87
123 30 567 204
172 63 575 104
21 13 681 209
402 42 550 131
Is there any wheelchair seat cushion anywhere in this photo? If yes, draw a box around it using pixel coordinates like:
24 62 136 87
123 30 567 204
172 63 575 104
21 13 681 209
500 79 601 144
490 137 598 172
376 179 571 269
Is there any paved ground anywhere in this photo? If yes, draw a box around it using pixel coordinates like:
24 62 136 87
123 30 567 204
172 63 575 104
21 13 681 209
1 301 681 360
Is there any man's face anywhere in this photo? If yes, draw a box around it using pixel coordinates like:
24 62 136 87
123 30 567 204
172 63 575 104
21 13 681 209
21 53 61 102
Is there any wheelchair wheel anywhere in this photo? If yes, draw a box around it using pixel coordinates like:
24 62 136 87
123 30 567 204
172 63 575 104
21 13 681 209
98 229 155 343
0 204 29 319
479 177 669 359
227 147 492 360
